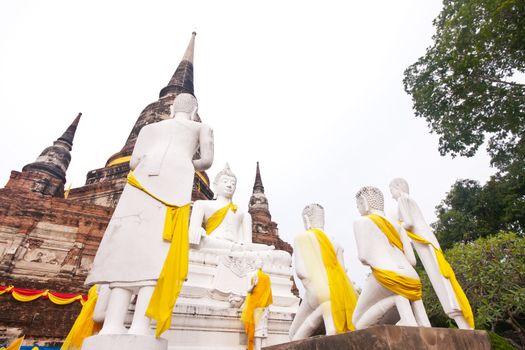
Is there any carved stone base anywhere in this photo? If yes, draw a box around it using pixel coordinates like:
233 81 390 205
81 334 168 350
263 325 491 350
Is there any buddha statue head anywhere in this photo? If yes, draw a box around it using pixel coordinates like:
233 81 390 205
170 93 198 120
355 186 384 216
302 203 325 230
213 163 237 199
389 178 410 200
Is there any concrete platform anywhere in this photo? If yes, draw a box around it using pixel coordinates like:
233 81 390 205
82 334 168 350
263 325 491 350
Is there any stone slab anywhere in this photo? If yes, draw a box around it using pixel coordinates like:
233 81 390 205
81 334 168 350
263 325 491 350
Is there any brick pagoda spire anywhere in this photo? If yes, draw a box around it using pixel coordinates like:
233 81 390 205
68 32 213 206
249 162 292 253
6 113 81 197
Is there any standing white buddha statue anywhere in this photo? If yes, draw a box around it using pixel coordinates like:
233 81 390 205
189 163 273 252
289 204 358 341
352 186 431 330
390 178 474 329
84 93 214 343
241 259 272 350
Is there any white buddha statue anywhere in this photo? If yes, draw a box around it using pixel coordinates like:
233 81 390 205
289 204 358 341
85 93 214 339
352 186 431 329
242 259 272 350
390 178 473 329
189 164 273 253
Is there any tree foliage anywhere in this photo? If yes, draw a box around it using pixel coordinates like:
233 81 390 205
434 171 525 249
419 233 525 348
403 0 525 171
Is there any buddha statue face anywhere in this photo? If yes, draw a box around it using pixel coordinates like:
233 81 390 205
215 174 237 199
302 203 325 230
355 186 384 215
389 178 410 200
213 163 237 199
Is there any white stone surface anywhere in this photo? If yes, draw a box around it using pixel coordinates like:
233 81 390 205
352 186 431 329
81 333 168 350
390 178 471 329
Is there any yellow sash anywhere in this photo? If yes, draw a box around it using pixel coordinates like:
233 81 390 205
205 203 237 235
241 269 273 350
367 214 404 252
60 285 101 350
367 214 423 300
405 228 475 328
371 267 422 300
127 171 191 337
309 228 358 333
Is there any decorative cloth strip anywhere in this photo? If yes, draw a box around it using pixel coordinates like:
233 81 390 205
106 155 131 167
371 267 422 300
0 285 87 305
127 171 191 337
205 203 237 235
366 214 422 300
60 285 101 350
405 228 475 328
367 214 404 252
309 228 358 333
241 269 273 350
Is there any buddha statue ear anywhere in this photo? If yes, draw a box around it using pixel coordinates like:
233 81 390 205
303 214 311 230
362 197 371 214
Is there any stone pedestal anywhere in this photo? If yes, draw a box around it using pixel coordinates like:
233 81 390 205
81 334 168 350
263 325 491 350
115 248 298 350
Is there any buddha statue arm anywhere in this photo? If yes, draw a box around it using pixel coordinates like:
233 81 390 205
189 201 206 245
353 220 371 266
334 240 346 270
242 212 253 243
192 124 214 171
293 235 309 281
397 195 416 231
129 126 151 170
397 223 417 266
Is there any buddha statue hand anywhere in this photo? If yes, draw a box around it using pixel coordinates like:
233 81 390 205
189 226 206 245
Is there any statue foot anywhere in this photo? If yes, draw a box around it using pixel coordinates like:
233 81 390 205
98 325 128 335
128 326 154 337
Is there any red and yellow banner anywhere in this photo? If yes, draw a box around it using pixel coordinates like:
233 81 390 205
0 285 87 305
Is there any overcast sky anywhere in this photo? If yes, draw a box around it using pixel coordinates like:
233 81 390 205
0 1 495 288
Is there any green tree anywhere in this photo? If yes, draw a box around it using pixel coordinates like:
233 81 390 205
403 0 525 171
419 233 525 348
434 173 524 249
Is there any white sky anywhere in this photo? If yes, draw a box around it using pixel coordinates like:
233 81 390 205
0 1 495 288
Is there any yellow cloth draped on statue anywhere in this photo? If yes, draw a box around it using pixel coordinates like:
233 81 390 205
127 171 191 337
367 214 422 300
61 285 101 350
405 228 475 328
241 269 273 350
367 214 404 252
309 228 358 333
205 203 238 235
371 267 422 300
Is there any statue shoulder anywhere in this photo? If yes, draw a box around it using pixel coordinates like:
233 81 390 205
353 215 374 228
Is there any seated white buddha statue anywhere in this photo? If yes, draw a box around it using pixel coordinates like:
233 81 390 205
352 186 431 330
189 164 274 253
289 204 358 340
